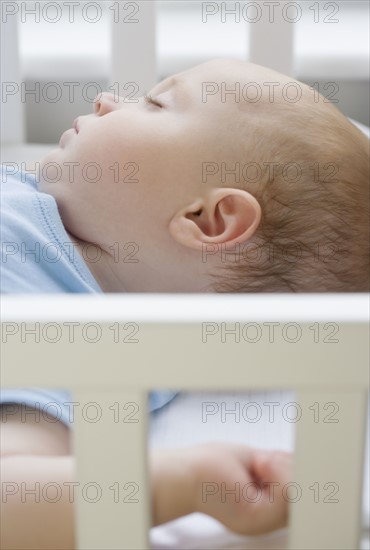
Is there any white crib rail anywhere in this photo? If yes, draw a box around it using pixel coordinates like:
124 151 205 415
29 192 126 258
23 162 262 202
249 0 294 75
1 293 369 550
110 1 158 98
0 1 25 145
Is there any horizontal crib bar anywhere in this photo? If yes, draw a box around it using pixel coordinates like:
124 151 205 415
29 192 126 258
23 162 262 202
1 293 369 322
1 321 368 389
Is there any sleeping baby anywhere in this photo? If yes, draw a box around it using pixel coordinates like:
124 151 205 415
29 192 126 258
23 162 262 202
2 58 369 294
1 57 369 548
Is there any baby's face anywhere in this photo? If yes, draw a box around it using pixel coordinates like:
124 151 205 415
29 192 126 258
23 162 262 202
38 58 301 290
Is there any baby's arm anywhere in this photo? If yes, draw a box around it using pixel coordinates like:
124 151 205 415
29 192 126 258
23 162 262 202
1 405 75 549
1 406 291 548
151 442 292 534
1 454 76 549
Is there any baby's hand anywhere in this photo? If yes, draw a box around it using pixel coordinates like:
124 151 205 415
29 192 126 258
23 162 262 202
190 442 292 535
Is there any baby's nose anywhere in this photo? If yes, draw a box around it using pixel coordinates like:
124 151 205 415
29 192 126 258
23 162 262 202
93 92 121 115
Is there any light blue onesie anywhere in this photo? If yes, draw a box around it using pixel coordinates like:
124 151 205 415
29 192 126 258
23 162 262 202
0 164 178 427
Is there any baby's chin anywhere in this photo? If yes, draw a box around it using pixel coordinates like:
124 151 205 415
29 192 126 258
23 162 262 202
37 145 73 183
39 146 62 170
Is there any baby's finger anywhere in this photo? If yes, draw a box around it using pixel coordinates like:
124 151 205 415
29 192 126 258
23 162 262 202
250 449 293 485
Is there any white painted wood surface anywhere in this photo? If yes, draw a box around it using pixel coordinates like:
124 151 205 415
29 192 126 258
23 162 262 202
0 4 25 144
1 294 369 549
249 0 294 76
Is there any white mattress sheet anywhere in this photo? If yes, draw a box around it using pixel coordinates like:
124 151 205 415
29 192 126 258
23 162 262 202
149 390 370 550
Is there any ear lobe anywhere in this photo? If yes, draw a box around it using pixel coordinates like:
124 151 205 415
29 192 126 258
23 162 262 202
169 189 261 251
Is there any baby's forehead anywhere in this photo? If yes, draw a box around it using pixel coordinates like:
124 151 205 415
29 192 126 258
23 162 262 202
198 59 314 109
200 58 285 86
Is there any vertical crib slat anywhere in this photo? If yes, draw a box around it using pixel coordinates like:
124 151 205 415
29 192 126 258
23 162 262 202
0 7 25 144
72 388 150 550
289 389 367 550
249 0 294 76
110 0 157 96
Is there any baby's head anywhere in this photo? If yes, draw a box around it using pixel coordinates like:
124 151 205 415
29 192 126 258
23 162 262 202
38 58 369 292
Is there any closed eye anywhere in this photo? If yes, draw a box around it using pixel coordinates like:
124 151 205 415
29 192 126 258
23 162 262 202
143 94 163 108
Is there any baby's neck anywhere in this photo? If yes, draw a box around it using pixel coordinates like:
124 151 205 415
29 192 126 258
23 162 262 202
65 230 126 292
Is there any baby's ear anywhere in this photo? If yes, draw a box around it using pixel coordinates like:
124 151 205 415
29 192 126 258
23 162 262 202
168 188 261 251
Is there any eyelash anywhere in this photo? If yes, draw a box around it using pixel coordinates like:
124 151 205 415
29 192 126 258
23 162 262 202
144 94 162 108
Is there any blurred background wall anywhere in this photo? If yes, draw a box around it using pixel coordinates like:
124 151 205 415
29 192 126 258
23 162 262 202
13 0 370 143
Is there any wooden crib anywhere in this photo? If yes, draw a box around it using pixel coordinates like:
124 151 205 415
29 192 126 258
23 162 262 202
1 294 369 549
1 2 369 549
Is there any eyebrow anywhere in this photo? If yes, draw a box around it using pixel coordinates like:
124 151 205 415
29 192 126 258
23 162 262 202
156 76 189 105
